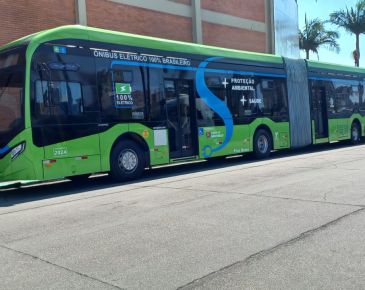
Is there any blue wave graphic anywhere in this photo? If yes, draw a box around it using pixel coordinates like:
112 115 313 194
196 57 233 157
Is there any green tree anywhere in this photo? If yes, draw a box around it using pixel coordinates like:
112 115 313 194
299 16 340 60
330 0 365 67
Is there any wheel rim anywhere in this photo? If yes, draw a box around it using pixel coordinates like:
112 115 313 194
352 126 359 141
257 135 269 154
118 149 138 172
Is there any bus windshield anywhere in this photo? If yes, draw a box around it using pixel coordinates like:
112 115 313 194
0 46 26 148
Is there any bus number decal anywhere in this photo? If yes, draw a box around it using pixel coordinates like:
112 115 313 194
53 147 68 157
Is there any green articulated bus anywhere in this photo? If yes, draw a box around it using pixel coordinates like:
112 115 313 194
0 25 364 182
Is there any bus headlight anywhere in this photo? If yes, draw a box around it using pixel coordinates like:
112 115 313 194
11 142 26 161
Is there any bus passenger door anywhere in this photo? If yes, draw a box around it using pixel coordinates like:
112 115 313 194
164 80 197 159
30 41 102 181
312 87 329 139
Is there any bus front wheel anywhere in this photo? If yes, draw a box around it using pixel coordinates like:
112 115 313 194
110 140 145 182
253 129 272 159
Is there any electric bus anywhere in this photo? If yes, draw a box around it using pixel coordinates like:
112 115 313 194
0 25 364 182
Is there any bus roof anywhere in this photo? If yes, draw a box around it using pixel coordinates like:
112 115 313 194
1 25 364 76
307 59 365 76
2 25 283 64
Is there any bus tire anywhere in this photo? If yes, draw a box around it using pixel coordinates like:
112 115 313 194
110 140 145 182
351 122 361 145
253 129 272 159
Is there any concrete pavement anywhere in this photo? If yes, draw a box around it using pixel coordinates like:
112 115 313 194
1 143 365 289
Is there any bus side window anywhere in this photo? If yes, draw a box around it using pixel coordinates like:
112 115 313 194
97 66 146 121
34 80 83 117
82 84 99 112
204 73 227 126
256 78 288 120
34 80 50 116
333 80 356 117
360 83 365 112
195 99 215 127
147 68 166 121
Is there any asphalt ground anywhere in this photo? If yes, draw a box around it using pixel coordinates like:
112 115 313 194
1 142 365 289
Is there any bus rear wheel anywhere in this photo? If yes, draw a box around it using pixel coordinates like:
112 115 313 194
253 129 272 159
351 122 361 145
110 140 145 182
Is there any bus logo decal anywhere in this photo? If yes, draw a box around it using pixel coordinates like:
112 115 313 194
113 83 133 108
196 57 233 158
115 83 132 94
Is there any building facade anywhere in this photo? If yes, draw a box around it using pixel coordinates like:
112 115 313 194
0 0 299 57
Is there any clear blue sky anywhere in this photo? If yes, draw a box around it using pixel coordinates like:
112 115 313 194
298 0 365 67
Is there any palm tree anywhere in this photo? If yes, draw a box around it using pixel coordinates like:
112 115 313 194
299 16 340 60
330 0 365 67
